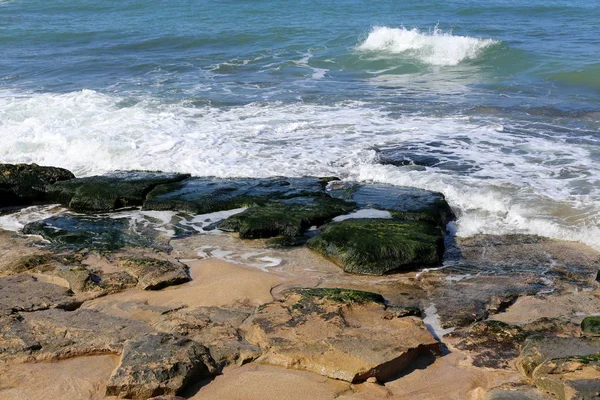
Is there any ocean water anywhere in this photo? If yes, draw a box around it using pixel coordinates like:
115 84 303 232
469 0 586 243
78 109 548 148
1 0 599 249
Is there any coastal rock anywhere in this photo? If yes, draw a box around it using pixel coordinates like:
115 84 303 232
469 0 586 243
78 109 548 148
154 306 261 370
0 308 151 362
105 332 217 399
452 320 526 369
516 336 600 400
144 176 330 214
327 183 454 227
307 218 444 275
118 257 189 290
421 234 600 328
241 288 441 382
581 317 600 337
218 196 355 239
46 171 190 213
375 147 441 167
0 275 79 317
22 213 169 251
0 163 74 207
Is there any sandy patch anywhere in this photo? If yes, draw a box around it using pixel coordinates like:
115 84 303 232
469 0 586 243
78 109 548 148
0 355 118 400
84 259 283 318
190 363 351 400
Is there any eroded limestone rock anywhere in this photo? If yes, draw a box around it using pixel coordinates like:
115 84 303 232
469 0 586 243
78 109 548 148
241 288 441 382
105 332 217 399
517 336 600 400
118 257 189 290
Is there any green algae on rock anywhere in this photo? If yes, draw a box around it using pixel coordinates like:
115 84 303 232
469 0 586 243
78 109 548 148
218 197 356 239
0 163 75 207
293 288 385 305
46 171 190 213
581 316 600 337
307 218 444 275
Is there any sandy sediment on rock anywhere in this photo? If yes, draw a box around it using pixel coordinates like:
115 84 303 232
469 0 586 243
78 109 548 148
0 355 119 400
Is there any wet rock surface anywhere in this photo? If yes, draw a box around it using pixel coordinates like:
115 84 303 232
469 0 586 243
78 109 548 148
143 176 330 214
22 213 169 251
241 288 441 382
47 171 190 213
0 163 75 207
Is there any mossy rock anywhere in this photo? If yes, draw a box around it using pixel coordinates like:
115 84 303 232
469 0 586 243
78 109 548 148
0 163 74 207
22 214 165 251
218 197 356 239
307 218 444 275
46 171 190 213
294 288 385 304
143 176 331 214
581 316 600 336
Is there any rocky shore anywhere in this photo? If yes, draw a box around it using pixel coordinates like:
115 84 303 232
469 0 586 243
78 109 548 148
0 163 599 400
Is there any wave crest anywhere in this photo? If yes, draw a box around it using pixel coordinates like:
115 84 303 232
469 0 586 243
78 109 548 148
357 26 498 66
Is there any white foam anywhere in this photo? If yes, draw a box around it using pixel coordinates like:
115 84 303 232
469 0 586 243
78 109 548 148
357 26 498 66
0 205 65 232
423 303 454 341
1 89 599 250
333 208 392 222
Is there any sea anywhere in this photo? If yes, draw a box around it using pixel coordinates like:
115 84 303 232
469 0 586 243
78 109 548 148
1 0 599 249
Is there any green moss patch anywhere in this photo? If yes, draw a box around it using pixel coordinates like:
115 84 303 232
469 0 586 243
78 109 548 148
218 197 356 239
294 288 385 304
307 218 444 275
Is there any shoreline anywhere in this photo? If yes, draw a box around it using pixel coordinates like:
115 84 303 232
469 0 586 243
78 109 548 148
0 164 599 399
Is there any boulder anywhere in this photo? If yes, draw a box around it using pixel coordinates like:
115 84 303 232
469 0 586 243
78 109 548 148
105 332 217 399
307 218 444 275
218 196 355 239
516 336 600 400
241 288 441 382
46 171 190 213
0 163 74 207
118 257 189 290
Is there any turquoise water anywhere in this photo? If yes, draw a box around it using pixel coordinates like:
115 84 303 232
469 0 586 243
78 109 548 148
1 0 599 248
